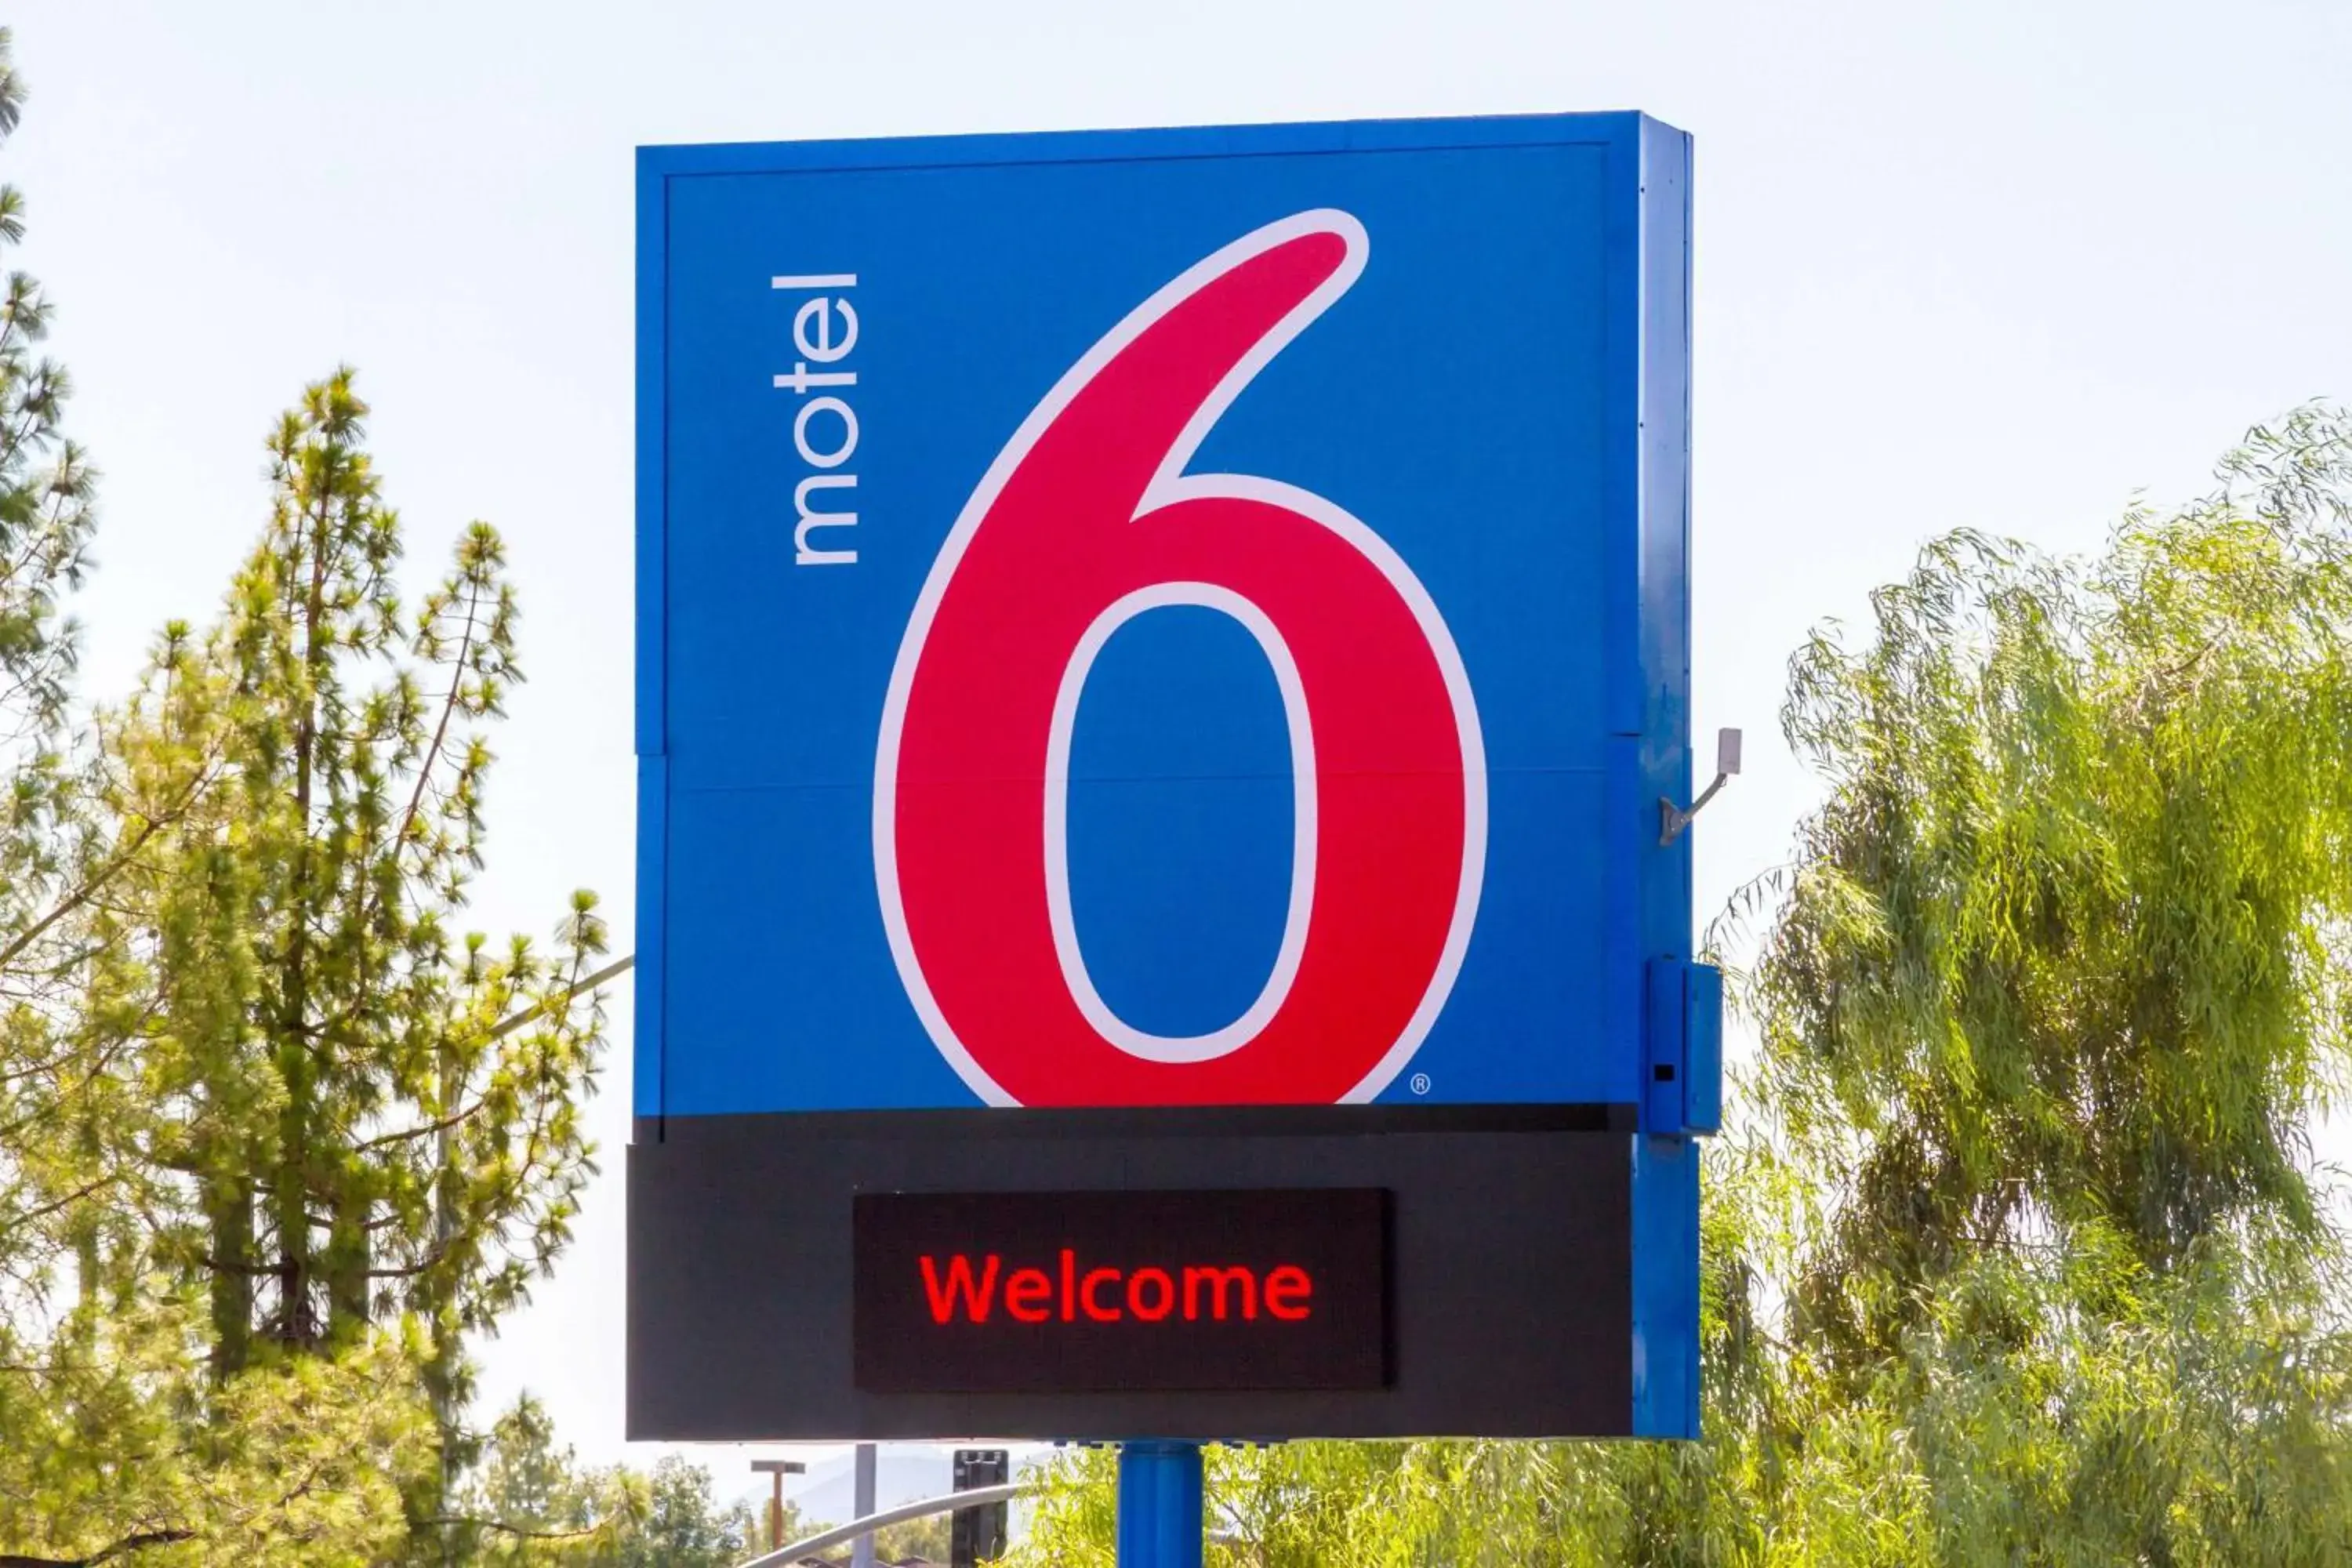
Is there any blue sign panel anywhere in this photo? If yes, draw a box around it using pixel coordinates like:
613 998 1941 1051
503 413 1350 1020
640 112 1700 1122
633 113 1710 1441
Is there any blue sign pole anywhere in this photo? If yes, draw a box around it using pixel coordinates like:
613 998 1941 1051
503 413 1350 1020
1116 1442 1203 1567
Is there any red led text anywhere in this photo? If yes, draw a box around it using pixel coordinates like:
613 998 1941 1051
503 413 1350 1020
918 1250 1315 1326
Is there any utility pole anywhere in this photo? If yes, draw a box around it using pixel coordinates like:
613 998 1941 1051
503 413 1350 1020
751 1458 807 1552
951 1450 1010 1568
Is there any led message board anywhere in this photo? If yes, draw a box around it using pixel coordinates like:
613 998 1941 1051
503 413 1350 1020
629 111 1715 1442
852 1189 1389 1394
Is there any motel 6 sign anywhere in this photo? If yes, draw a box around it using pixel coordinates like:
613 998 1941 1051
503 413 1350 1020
630 112 1719 1443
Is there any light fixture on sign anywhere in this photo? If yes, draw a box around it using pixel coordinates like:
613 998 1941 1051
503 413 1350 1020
1660 728 1743 846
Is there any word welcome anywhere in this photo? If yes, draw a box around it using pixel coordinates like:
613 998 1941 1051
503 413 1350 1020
917 1250 1314 1325
854 1189 1385 1392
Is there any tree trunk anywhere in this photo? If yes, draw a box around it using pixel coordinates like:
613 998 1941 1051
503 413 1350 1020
325 1192 370 1341
207 1175 252 1377
71 1116 100 1311
274 1058 312 1348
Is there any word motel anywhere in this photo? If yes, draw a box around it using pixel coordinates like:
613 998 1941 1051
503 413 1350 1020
773 270 861 566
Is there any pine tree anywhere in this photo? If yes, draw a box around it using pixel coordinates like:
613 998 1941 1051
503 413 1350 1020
0 15 103 1282
0 370 618 1565
100 369 615 1521
0 26 95 762
0 29 615 1560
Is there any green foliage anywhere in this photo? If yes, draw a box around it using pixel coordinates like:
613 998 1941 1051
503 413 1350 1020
0 368 613 1563
0 1308 437 1567
0 19 102 1285
0 21 100 1058
1008 409 2352 1566
89 369 611 1373
0 24 95 757
753 1498 953 1563
866 1508 954 1562
448 1394 757 1567
0 33 614 1558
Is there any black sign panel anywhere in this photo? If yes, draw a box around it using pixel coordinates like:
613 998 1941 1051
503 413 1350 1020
854 1189 1389 1393
626 1109 1639 1439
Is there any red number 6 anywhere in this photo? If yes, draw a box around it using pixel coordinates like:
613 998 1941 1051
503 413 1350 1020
875 211 1486 1106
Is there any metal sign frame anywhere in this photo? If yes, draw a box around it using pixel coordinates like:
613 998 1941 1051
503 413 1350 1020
631 110 1710 1446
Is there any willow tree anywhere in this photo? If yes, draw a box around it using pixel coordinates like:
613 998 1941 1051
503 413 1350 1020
1720 401 2352 1561
1010 408 2352 1566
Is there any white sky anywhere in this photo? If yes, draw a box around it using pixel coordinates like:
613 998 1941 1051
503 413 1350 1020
9 0 2351 1503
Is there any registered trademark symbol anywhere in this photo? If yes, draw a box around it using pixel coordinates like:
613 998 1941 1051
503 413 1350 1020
1410 1073 1432 1096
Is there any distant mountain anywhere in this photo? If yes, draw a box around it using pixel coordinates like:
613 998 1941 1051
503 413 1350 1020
786 1446 953 1525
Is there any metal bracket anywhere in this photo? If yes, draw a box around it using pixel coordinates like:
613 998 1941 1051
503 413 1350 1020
1659 728 1742 845
1646 956 1724 1136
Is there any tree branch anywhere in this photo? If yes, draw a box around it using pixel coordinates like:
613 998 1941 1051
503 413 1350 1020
351 1097 485 1156
397 579 483 866
347 955 633 1159
421 1514 612 1552
0 1530 197 1567
487 954 633 1044
419 1517 608 1544
0 758 220 978
198 1254 281 1277
0 1173 115 1241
